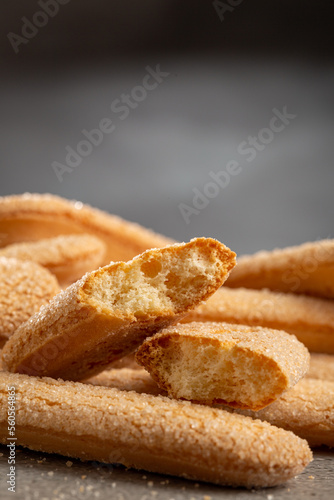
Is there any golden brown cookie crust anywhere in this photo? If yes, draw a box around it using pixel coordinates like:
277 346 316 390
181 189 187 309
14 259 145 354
0 257 60 344
0 371 312 488
232 378 334 448
0 234 106 286
84 367 334 449
86 367 163 395
136 321 309 410
227 239 334 299
182 287 334 353
307 353 334 382
0 193 174 264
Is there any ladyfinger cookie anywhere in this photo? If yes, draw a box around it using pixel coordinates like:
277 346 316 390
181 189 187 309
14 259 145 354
307 353 334 382
0 257 60 347
0 371 312 488
231 378 334 448
226 239 334 299
85 369 334 448
0 234 106 287
136 322 309 410
182 287 334 353
86 367 163 395
0 193 174 264
1 238 236 380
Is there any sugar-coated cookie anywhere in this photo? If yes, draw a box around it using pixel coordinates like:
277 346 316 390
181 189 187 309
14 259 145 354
0 257 59 347
0 193 174 264
136 322 309 410
232 378 334 448
307 353 334 382
2 238 236 380
0 371 312 488
0 234 106 287
227 239 334 299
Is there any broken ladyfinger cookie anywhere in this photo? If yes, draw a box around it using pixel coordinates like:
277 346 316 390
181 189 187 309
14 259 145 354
1 238 236 380
136 322 309 410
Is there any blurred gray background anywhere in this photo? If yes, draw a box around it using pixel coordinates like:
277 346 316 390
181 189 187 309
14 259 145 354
1 0 333 256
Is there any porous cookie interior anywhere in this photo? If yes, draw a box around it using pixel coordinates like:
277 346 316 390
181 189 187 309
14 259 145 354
141 335 287 410
82 241 225 318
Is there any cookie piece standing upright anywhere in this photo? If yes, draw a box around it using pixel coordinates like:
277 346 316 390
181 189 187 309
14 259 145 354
0 234 106 287
0 257 60 347
0 371 312 488
136 322 310 410
226 239 334 299
182 287 334 353
1 238 236 380
0 193 174 264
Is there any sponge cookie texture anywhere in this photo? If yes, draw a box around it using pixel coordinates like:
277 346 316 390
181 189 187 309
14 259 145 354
1 238 236 380
0 371 312 488
136 322 310 410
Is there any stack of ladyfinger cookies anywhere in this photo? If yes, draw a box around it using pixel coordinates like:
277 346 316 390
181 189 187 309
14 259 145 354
0 193 333 489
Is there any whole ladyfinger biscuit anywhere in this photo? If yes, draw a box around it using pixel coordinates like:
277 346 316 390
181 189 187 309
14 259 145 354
0 193 174 264
135 322 310 410
0 234 106 287
226 239 334 299
0 257 60 347
87 368 334 448
230 378 334 448
1 238 236 380
182 287 334 353
0 372 312 488
307 353 334 382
